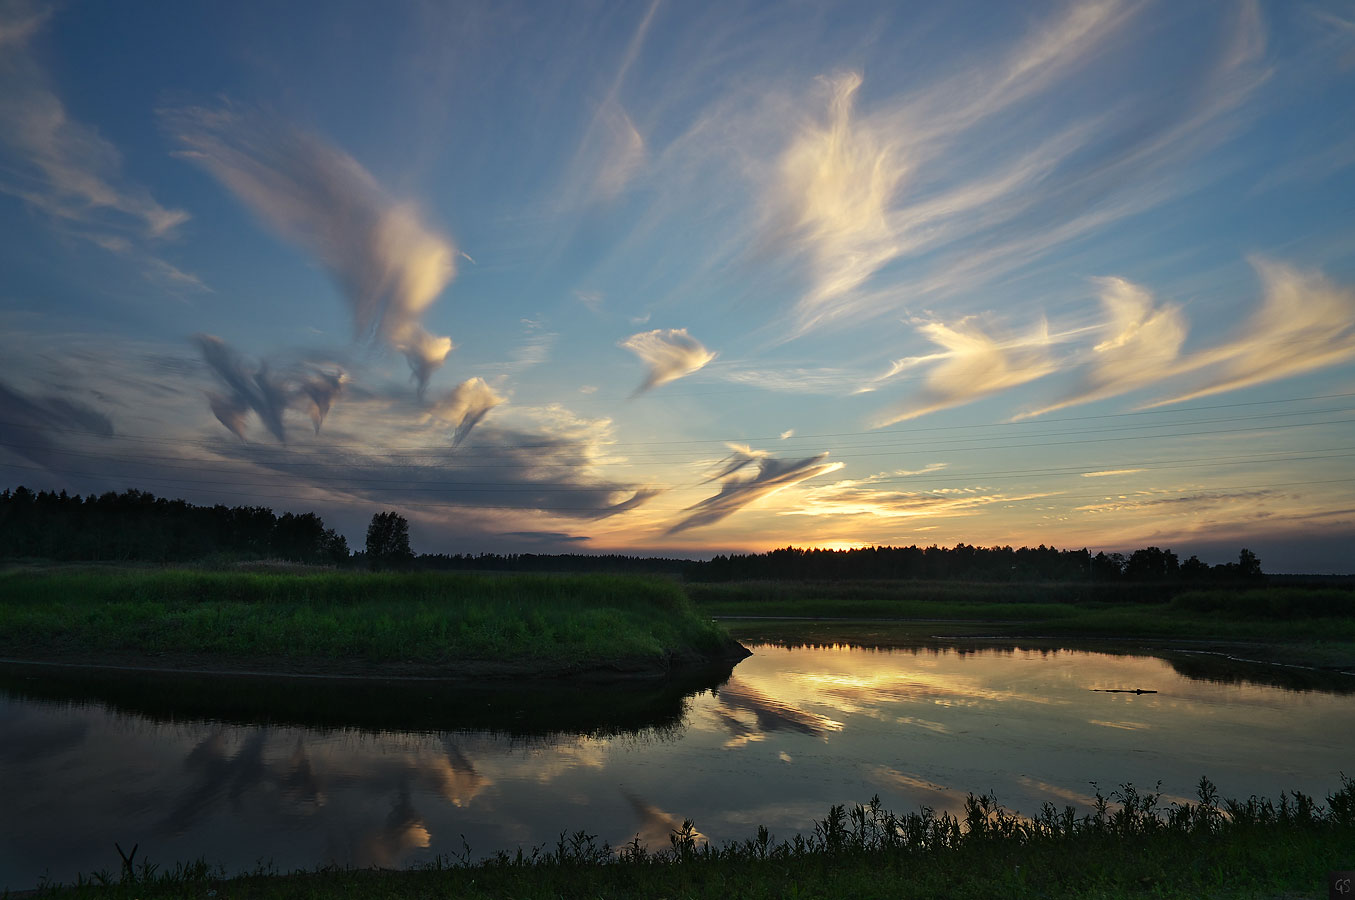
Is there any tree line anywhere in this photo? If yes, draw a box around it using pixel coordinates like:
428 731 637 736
689 543 1264 583
1 485 1266 582
0 486 349 564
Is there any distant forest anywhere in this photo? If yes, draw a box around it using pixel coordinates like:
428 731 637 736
0 486 349 565
1 485 1267 584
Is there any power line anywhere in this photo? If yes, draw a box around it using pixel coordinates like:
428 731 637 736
3 443 1352 491
1 389 1353 454
4 458 1353 514
3 407 1353 469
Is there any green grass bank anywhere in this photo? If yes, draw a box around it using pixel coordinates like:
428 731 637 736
690 579 1355 653
0 569 744 678
24 778 1355 900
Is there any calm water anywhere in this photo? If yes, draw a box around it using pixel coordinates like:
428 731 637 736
3 641 1353 890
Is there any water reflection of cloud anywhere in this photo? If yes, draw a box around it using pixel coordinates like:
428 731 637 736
621 790 705 852
0 703 88 765
713 709 766 749
160 730 270 835
715 679 844 742
350 786 431 869
515 736 609 784
872 766 969 811
895 716 950 734
281 737 326 809
1086 719 1152 731
1015 776 1195 812
804 671 1060 713
426 741 489 807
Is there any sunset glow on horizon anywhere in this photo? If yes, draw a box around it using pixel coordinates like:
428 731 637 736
2 0 1353 571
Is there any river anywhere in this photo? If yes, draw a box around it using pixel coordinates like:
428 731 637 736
2 635 1352 890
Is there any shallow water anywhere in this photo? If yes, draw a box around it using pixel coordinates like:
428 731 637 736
2 642 1353 890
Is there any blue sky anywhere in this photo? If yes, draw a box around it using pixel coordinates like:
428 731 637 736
2 0 1353 570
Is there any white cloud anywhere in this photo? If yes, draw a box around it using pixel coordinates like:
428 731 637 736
620 328 717 395
1146 259 1355 407
791 479 1054 520
423 377 505 447
169 106 457 394
874 316 1058 425
0 4 193 278
1018 276 1187 418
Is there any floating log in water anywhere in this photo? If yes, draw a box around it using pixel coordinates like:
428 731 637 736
1090 688 1158 694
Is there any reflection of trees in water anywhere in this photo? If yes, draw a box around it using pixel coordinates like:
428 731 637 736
1163 654 1355 695
739 639 1355 695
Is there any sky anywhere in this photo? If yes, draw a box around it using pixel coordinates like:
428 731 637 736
1 0 1353 572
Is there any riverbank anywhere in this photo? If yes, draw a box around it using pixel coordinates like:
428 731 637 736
690 580 1355 672
18 778 1353 899
0 569 747 680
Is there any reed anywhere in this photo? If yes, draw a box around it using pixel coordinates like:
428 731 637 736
30 776 1355 899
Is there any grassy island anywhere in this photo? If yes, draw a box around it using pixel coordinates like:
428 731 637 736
0 569 746 679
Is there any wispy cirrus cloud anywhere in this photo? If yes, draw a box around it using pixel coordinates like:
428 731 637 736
0 376 114 469
668 446 842 533
1145 259 1355 407
0 3 194 281
749 0 1278 339
1075 487 1276 515
871 317 1059 425
718 364 864 395
791 477 1051 520
620 328 717 395
168 106 457 394
759 2 1137 334
903 257 1354 423
1017 276 1187 419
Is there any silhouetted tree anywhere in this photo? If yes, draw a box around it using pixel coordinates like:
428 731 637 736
365 511 413 570
1125 546 1180 581
1180 555 1211 580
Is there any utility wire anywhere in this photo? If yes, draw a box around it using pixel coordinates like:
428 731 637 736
3 408 1353 468
3 444 1353 491
1 390 1352 453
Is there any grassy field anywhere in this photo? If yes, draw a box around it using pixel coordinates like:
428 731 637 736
688 580 1355 642
27 778 1355 899
0 569 740 677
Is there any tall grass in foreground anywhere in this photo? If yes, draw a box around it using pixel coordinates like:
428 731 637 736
0 570 730 666
38 777 1355 899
